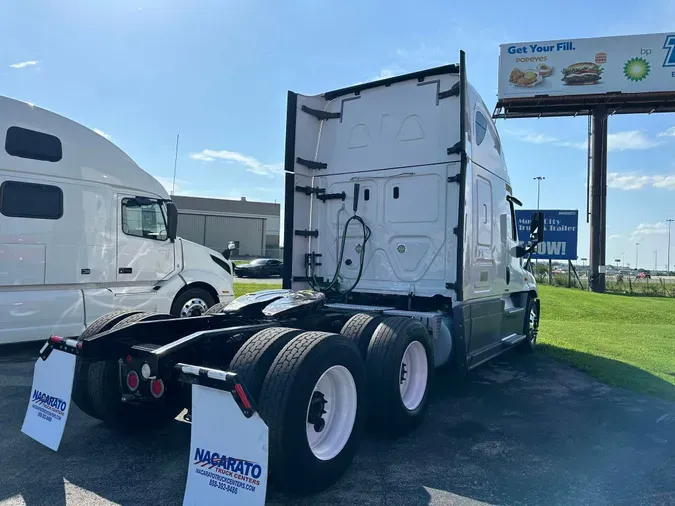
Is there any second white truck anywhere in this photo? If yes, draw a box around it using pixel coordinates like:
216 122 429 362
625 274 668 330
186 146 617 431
0 97 235 344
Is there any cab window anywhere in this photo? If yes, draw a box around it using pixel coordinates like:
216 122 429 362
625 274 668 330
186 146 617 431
121 198 168 241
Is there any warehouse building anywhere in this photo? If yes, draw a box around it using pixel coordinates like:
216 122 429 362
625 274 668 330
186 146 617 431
172 196 281 258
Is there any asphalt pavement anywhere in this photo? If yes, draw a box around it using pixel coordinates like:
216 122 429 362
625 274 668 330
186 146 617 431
1 344 674 506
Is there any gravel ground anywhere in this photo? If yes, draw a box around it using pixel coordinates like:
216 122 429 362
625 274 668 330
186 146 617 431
1 344 674 506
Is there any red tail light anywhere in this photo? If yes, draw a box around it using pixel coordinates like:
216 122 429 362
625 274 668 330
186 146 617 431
150 379 165 398
126 371 139 392
234 383 252 410
49 335 64 344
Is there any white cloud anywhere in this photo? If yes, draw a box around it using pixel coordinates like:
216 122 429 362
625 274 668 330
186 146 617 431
10 60 39 69
93 128 111 140
607 130 659 151
631 222 669 238
189 149 282 177
608 172 675 190
607 234 622 240
503 128 660 152
658 126 675 137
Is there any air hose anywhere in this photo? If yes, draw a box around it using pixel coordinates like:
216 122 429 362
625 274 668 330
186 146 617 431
309 183 371 295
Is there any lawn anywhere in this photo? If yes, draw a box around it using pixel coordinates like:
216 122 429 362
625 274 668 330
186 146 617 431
538 285 675 401
233 281 281 297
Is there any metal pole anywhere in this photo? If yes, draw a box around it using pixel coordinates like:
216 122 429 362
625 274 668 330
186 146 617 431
171 134 180 196
589 106 608 293
667 219 674 273
654 250 658 271
636 242 640 270
534 176 545 210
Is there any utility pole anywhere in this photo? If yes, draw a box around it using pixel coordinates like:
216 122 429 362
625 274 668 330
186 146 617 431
534 176 545 210
636 242 640 271
667 219 674 274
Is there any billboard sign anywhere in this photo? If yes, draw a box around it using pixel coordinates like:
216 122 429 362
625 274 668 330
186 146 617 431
516 210 578 261
498 33 675 99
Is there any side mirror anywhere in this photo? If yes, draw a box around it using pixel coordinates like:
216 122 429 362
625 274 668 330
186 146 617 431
513 245 528 258
529 211 545 244
222 241 236 260
166 202 178 241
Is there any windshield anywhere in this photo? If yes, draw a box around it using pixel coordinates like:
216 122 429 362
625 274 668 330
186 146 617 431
250 259 267 265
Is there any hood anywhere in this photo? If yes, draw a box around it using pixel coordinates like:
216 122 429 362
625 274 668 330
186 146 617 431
179 238 227 262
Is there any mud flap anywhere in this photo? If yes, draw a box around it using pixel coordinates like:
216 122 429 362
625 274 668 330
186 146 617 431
21 342 77 451
178 364 268 506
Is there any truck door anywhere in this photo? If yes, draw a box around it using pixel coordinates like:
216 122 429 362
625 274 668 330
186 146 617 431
116 196 175 283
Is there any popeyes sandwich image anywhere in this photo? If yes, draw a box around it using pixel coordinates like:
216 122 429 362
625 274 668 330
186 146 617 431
561 62 604 85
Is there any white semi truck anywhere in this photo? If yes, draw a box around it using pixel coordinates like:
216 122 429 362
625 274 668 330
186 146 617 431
0 96 235 345
22 52 543 504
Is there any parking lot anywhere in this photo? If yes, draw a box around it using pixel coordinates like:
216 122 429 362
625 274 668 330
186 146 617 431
2 345 674 506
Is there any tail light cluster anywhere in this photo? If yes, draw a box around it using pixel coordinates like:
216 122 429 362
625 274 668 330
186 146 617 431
125 360 164 399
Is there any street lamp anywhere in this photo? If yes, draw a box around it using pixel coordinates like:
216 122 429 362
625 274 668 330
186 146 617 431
533 176 545 210
621 252 626 268
667 219 674 274
636 242 640 271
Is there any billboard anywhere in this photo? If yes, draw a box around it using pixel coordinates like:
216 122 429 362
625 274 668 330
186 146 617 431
516 210 578 261
498 33 675 99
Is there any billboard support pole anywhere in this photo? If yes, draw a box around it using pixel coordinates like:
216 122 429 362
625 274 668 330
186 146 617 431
589 106 608 293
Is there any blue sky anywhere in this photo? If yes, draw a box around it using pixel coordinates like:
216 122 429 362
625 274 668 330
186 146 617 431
3 0 675 268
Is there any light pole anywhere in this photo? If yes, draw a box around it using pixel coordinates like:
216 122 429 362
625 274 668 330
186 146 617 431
533 176 545 210
667 219 674 274
654 250 658 271
636 242 640 271
621 252 626 268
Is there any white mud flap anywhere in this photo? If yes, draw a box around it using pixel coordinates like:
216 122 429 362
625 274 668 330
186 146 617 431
179 365 269 506
21 340 77 451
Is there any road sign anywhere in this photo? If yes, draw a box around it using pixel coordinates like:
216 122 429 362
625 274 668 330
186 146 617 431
516 209 579 260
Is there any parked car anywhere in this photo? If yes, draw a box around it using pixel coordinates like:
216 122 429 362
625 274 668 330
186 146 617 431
234 258 283 277
636 271 651 280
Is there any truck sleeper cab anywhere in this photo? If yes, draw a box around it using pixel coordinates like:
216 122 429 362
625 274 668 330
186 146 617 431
0 96 235 344
22 53 543 502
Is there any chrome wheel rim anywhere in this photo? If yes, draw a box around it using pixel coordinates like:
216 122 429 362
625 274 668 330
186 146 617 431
399 341 428 411
180 298 209 317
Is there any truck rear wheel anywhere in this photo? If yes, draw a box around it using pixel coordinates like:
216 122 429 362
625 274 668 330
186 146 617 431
86 312 180 429
366 317 434 435
259 332 367 494
340 313 384 358
229 327 303 402
204 301 229 315
73 310 142 419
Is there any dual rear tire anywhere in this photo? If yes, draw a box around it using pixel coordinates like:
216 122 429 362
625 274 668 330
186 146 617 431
229 315 434 494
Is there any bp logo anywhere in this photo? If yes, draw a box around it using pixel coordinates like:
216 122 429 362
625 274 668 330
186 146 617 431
624 57 650 81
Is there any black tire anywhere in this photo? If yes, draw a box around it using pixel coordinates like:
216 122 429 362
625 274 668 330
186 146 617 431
259 332 367 494
340 313 385 358
170 287 216 318
204 301 229 315
366 317 434 436
86 312 179 429
72 310 142 419
518 297 540 354
229 327 304 402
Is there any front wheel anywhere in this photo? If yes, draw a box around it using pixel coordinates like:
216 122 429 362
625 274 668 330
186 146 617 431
258 332 367 494
170 287 216 317
518 297 540 354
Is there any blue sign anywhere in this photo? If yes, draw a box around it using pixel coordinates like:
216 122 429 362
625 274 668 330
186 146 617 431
515 209 578 260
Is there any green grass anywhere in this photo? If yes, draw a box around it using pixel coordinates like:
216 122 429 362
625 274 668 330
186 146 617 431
538 285 675 401
233 282 281 297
